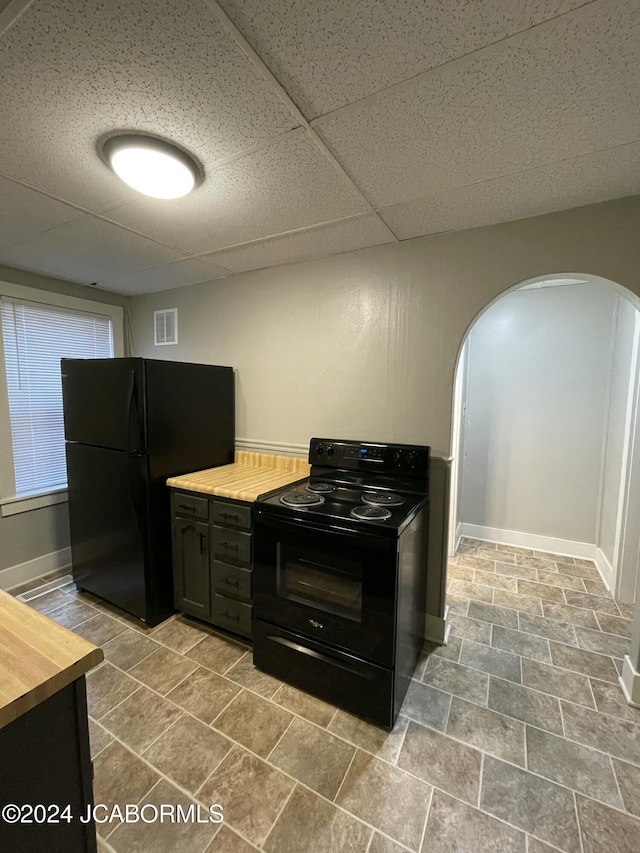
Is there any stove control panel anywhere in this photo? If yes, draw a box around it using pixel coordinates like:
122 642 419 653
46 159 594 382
309 438 430 477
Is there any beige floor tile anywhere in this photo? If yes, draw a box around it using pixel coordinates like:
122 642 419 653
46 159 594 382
424 790 526 853
88 718 113 758
27 588 76 614
212 689 293 757
563 590 621 616
491 625 551 664
336 749 432 849
272 683 337 727
421 656 489 706
561 701 640 765
100 685 183 753
521 659 595 707
595 612 632 638
515 555 557 571
92 741 160 839
198 746 295 846
473 569 517 591
549 641 619 684
186 632 247 675
456 554 497 571
73 612 128 645
516 579 564 603
46 599 97 628
369 832 410 853
459 638 522 683
517 612 578 646
128 646 198 694
467 600 519 628
541 601 600 629
448 578 494 603
488 677 563 734
397 720 482 805
269 716 355 798
526 726 622 807
446 696 526 766
493 589 543 615
481 756 580 853
204 825 260 852
554 561 602 581
576 795 640 853
166 666 240 724
537 569 586 592
574 626 630 658
151 616 207 653
224 654 283 699
613 760 640 818
590 679 640 723
328 710 409 763
102 629 160 670
264 785 371 853
85 662 139 720
445 593 469 615
109 778 217 852
144 714 232 794
495 561 537 580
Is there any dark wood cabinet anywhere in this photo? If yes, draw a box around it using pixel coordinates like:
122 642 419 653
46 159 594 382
171 489 253 638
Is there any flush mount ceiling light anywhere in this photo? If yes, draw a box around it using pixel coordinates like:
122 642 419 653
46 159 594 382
102 134 202 199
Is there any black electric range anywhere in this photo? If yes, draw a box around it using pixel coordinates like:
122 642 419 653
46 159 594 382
252 438 431 729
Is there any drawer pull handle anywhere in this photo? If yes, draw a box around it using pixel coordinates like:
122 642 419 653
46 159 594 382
222 577 239 587
220 542 238 552
222 611 240 622
199 533 207 555
178 504 196 512
222 512 239 522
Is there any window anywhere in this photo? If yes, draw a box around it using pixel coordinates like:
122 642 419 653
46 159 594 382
0 282 124 515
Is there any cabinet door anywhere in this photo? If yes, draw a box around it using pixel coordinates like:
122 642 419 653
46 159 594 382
173 518 211 620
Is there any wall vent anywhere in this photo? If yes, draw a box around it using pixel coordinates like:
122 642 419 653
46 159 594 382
154 308 178 346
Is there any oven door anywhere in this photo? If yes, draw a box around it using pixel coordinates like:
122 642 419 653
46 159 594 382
253 510 398 666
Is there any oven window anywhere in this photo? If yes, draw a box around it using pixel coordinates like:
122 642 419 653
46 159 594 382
277 543 363 622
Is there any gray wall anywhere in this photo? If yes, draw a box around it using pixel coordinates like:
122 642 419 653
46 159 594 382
128 197 640 456
0 264 127 574
459 283 616 543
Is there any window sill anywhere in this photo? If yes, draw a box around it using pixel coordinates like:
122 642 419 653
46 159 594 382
0 489 68 517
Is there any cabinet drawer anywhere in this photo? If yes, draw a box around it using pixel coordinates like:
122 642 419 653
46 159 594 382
212 526 251 565
211 501 251 531
212 594 252 638
212 561 252 601
174 492 209 521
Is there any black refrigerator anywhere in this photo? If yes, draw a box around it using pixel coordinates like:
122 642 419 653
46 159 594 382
62 357 234 626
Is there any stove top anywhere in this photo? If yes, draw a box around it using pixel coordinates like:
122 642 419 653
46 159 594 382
256 439 430 536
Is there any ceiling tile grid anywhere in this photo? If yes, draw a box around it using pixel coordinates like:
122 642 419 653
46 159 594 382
216 0 596 119
0 0 297 210
200 213 396 274
313 0 640 208
0 0 637 292
379 140 640 239
102 129 370 254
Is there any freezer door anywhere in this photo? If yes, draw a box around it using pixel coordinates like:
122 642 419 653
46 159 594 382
61 358 146 451
66 443 149 620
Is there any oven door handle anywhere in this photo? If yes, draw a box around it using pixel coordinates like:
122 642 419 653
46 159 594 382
254 510 396 551
266 635 375 679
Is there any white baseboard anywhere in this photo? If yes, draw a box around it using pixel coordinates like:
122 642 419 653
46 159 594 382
620 656 640 708
454 521 463 556
424 608 448 645
0 547 71 591
594 548 613 592
460 523 596 560
235 437 308 458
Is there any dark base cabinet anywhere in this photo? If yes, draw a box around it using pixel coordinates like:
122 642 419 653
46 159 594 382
171 490 253 638
0 678 96 853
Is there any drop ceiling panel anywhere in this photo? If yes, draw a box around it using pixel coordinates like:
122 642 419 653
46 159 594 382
0 0 297 211
218 0 594 119
380 142 640 239
101 257 230 295
104 130 370 254
0 215 183 286
314 0 640 207
0 177 83 249
201 214 395 274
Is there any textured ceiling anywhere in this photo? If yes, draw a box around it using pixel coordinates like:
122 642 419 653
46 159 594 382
0 0 638 295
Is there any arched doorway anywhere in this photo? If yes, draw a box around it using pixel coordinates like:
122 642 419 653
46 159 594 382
449 273 640 606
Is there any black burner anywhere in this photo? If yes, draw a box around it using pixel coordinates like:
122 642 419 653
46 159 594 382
350 505 392 521
306 482 335 494
280 492 325 507
362 491 405 507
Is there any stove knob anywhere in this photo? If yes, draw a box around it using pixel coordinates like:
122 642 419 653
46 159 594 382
326 444 335 457
393 450 404 467
406 451 419 469
316 443 324 455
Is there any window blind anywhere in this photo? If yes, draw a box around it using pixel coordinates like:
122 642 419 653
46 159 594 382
1 298 113 497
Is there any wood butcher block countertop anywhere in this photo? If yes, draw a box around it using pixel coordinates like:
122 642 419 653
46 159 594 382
167 450 311 502
0 589 103 729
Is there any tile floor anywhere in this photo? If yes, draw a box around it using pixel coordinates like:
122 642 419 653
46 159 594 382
13 538 640 853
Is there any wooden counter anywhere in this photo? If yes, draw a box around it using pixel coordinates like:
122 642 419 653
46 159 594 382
0 589 103 729
167 450 310 502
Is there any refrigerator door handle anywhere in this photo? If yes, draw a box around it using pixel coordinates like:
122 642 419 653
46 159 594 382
125 369 144 453
128 454 143 532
